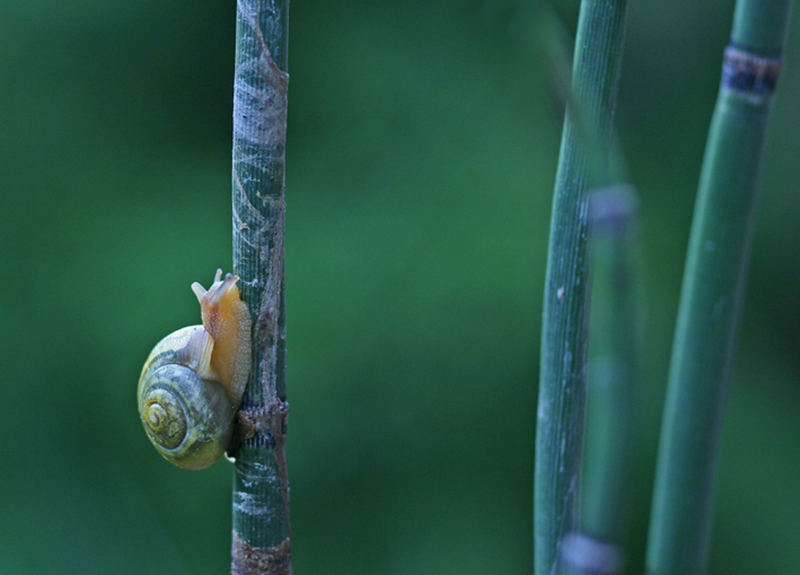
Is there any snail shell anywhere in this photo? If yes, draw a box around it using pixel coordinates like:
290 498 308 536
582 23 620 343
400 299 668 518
138 270 251 470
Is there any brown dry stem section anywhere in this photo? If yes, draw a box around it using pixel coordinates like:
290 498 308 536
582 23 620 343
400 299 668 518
231 532 291 575
236 401 290 439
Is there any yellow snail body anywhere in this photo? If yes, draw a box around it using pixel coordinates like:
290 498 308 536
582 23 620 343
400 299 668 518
138 270 251 470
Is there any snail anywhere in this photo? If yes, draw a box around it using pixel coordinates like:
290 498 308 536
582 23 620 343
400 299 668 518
138 269 251 470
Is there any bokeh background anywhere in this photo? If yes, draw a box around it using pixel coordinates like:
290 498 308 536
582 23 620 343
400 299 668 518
1 1 798 573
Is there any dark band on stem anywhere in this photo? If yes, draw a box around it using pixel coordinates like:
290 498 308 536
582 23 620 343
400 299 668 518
227 401 289 456
722 45 782 96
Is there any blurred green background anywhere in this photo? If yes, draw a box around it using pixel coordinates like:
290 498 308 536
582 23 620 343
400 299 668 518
1 1 798 573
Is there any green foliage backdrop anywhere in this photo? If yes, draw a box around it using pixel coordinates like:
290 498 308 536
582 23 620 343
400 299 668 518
1 1 798 573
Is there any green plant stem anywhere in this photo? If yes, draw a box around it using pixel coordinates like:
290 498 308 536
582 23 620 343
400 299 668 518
535 2 629 575
559 187 638 575
230 1 291 573
646 2 791 574
582 188 637 541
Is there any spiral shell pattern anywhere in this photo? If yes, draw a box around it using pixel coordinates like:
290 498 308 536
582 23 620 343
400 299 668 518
138 327 234 470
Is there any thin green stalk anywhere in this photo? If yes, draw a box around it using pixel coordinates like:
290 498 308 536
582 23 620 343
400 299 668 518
559 186 638 575
581 187 637 543
646 3 791 574
535 2 629 574
230 1 291 573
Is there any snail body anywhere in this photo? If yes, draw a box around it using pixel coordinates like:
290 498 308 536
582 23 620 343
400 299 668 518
138 270 251 470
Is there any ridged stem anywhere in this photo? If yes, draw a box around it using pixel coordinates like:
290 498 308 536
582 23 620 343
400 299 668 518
230 1 291 573
646 2 791 574
535 2 629 575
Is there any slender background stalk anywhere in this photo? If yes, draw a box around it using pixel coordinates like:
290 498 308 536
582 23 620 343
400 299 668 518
230 1 291 573
581 191 636 544
646 2 792 574
559 186 638 575
535 2 629 574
